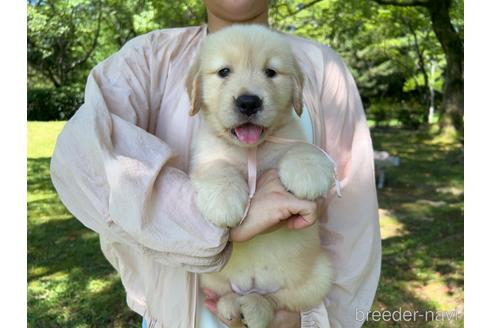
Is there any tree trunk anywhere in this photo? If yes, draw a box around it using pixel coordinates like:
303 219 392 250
427 0 464 135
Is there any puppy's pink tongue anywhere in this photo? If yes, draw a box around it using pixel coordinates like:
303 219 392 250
234 124 263 144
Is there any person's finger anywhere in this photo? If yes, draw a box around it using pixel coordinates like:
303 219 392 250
202 288 218 301
286 215 312 229
204 298 218 314
231 197 317 241
281 197 318 227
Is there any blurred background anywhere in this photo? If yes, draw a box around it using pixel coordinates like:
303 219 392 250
27 0 464 327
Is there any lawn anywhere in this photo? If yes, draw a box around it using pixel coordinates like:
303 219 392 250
368 127 464 328
27 122 141 328
27 121 463 327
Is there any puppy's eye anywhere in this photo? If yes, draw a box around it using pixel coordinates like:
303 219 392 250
264 68 277 78
218 68 231 78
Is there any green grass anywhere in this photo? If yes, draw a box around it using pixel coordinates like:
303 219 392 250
27 121 463 327
367 126 464 327
27 121 141 328
27 121 66 158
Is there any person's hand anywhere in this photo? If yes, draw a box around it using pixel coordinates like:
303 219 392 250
230 169 321 242
203 288 301 328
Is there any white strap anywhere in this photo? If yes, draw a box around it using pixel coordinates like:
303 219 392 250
239 147 257 225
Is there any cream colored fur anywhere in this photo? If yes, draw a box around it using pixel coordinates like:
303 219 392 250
187 25 333 328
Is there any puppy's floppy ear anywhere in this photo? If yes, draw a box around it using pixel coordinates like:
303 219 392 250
185 58 202 116
292 60 304 117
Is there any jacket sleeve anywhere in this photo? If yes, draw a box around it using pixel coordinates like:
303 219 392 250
300 45 381 328
50 32 230 272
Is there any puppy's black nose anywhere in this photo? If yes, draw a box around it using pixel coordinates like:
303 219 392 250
235 94 263 116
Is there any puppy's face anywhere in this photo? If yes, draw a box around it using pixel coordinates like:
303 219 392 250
186 25 304 147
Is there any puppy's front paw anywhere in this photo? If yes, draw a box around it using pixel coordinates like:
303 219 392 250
193 166 249 228
279 145 334 200
237 293 274 328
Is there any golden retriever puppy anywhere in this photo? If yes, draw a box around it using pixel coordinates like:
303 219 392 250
187 25 333 328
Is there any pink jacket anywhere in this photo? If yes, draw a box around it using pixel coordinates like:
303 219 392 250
50 25 381 328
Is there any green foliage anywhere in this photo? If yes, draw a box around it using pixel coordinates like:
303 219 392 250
450 0 464 42
28 86 83 121
368 100 398 127
396 99 427 129
269 0 456 116
27 0 463 127
368 98 427 130
150 0 206 28
28 0 104 87
27 0 207 89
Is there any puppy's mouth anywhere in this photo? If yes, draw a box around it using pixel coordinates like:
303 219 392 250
231 123 264 145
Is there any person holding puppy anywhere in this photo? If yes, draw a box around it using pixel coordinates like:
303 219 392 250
50 0 381 327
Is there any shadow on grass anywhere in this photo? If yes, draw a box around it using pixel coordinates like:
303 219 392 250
27 157 141 328
367 128 464 327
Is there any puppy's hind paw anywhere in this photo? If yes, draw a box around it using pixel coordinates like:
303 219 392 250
237 294 274 328
217 293 241 323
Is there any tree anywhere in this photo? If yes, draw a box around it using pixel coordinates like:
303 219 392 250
372 0 463 134
27 0 206 89
150 0 206 28
27 0 463 132
27 0 103 87
269 0 461 131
